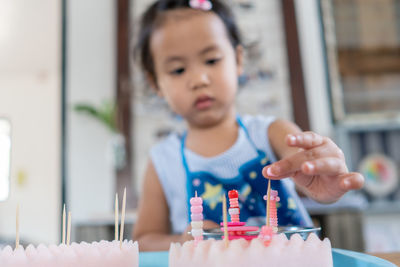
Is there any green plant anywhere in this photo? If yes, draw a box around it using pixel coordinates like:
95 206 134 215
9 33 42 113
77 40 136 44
73 100 117 133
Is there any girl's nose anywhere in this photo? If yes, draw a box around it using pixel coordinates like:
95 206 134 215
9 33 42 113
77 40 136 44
189 71 210 90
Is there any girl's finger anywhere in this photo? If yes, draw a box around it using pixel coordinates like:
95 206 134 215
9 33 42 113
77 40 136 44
263 146 333 178
339 172 365 191
286 131 326 149
262 166 294 180
301 158 348 176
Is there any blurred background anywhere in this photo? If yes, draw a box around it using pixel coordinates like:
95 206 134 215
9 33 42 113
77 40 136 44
1 0 400 254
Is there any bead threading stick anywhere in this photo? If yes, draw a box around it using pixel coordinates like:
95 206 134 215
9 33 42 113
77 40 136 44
222 195 229 248
115 193 119 241
67 211 71 245
16 204 20 249
119 187 127 248
62 204 66 245
266 179 271 227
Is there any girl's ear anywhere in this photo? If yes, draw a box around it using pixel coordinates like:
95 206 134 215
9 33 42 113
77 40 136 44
235 45 244 76
146 72 164 97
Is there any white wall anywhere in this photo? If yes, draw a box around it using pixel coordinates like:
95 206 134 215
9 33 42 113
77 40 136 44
0 0 123 244
66 0 116 224
294 0 333 136
0 0 61 244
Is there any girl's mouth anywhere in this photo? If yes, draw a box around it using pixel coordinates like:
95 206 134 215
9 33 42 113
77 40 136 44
194 95 214 110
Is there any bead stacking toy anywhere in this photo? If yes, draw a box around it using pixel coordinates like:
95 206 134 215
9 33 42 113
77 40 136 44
258 179 276 245
170 183 334 267
220 190 259 240
190 192 204 244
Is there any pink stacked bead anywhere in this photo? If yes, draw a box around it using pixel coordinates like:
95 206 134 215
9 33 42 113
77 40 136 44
228 190 240 223
190 194 204 244
269 190 279 233
258 225 274 246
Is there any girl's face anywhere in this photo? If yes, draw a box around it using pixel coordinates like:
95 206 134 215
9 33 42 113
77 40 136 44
150 9 243 128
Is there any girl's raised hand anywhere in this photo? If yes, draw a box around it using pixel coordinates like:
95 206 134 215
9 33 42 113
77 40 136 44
262 132 364 203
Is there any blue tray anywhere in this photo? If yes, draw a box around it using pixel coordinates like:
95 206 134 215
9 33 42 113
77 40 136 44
139 248 397 267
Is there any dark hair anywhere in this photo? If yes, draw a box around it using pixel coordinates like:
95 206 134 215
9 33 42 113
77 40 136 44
134 0 241 83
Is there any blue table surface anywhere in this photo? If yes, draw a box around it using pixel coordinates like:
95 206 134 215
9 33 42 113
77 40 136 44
139 248 397 267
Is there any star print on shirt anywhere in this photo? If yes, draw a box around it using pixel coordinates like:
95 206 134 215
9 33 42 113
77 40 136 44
239 184 251 200
287 198 297 210
201 182 223 210
249 171 257 179
260 157 269 165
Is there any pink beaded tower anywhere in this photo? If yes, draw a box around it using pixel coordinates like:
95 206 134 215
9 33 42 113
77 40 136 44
258 180 279 246
228 190 240 223
190 192 204 244
269 190 279 233
258 225 274 246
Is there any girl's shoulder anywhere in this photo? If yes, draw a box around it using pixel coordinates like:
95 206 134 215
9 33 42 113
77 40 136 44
241 114 276 130
240 114 276 140
150 131 182 158
240 114 277 161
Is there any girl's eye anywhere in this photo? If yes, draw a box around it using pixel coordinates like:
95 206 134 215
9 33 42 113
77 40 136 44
170 68 185 75
206 58 220 65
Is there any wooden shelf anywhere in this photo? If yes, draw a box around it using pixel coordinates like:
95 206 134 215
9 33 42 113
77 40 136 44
338 47 400 76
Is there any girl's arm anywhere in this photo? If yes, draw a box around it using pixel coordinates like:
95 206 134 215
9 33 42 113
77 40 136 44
133 160 182 251
133 160 220 251
267 119 307 198
267 119 302 160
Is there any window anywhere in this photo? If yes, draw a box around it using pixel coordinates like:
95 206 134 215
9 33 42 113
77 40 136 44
0 118 11 201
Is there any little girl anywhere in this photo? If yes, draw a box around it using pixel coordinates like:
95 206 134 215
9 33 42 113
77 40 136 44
133 0 364 251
